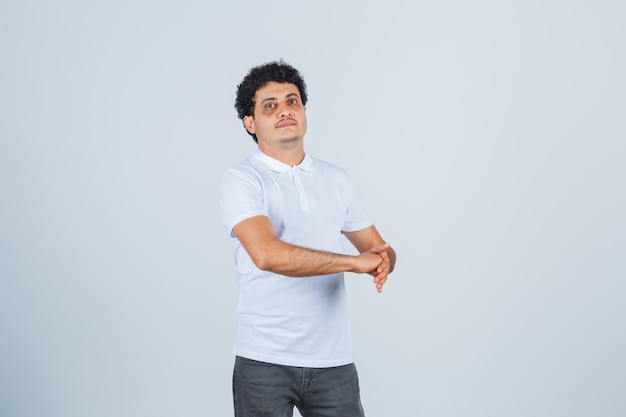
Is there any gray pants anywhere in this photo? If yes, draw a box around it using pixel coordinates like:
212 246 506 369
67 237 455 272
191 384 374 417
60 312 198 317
233 356 366 417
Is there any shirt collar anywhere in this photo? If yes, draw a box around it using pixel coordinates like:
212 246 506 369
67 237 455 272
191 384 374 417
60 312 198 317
251 148 314 173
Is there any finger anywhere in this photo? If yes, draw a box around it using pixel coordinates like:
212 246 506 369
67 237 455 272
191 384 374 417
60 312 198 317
375 252 389 271
373 273 388 286
376 280 386 293
373 268 390 291
370 243 390 254
377 257 390 273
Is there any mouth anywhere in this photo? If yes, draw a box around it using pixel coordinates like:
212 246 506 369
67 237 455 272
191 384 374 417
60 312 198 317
275 118 297 128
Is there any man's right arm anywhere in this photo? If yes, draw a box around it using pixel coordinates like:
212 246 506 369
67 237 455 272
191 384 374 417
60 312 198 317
232 215 384 277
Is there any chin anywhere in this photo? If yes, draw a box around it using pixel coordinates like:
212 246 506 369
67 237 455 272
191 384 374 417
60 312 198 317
279 136 302 144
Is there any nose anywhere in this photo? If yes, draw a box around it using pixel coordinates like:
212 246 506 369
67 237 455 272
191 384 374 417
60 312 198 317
277 102 292 118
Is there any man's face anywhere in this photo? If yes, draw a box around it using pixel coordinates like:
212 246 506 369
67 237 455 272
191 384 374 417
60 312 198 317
243 82 307 149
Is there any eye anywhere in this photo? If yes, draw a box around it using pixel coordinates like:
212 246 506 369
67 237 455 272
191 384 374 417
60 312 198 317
264 102 276 110
288 98 298 105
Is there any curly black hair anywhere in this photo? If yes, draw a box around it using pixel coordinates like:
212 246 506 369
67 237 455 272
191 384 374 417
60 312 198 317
235 60 308 143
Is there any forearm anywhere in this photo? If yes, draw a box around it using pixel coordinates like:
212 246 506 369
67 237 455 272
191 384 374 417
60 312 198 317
232 216 382 277
253 239 361 277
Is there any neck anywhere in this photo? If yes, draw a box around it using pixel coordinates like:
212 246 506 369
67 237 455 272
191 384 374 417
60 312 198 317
258 143 305 166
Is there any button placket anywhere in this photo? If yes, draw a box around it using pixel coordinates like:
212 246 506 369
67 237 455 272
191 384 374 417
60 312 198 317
291 167 310 211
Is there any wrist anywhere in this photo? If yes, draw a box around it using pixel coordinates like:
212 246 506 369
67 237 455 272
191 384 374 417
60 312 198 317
345 254 360 273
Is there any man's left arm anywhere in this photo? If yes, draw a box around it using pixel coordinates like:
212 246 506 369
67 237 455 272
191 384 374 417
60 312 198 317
343 225 396 293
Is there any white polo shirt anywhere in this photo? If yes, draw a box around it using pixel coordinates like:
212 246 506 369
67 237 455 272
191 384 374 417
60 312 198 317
220 148 372 367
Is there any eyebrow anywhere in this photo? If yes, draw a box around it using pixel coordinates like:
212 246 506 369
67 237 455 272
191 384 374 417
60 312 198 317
260 92 299 104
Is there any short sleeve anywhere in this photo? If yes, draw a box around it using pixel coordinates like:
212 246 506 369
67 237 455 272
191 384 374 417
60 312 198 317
220 167 267 236
342 175 373 233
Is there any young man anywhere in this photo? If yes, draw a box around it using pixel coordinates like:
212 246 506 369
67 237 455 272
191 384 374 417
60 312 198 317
220 61 396 417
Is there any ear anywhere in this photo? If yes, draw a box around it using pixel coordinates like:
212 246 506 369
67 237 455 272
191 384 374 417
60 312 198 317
243 115 256 134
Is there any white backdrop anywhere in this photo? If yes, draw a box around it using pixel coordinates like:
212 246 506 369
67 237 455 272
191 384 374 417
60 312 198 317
1 1 625 416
